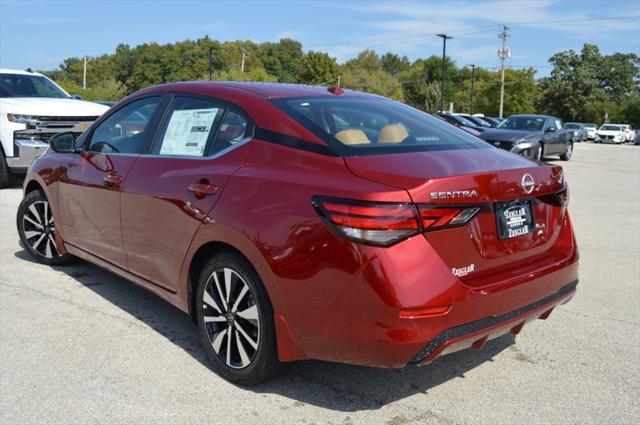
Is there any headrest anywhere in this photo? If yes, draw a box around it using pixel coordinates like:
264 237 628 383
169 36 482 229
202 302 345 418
377 123 409 144
335 129 371 145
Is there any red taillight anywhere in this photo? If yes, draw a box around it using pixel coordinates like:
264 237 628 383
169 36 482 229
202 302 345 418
313 197 481 246
418 205 480 231
312 196 420 246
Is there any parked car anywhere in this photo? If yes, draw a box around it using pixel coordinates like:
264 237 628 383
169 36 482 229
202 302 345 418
582 123 598 140
17 82 578 385
635 131 640 145
564 123 588 142
473 115 501 127
620 124 635 142
435 112 486 132
0 68 109 188
456 113 494 129
595 124 626 144
479 114 574 161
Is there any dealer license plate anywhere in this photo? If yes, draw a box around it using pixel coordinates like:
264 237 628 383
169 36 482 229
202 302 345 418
495 200 535 240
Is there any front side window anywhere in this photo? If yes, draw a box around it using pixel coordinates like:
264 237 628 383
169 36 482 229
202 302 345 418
271 96 487 155
155 97 224 157
0 73 69 99
554 119 563 130
88 97 161 154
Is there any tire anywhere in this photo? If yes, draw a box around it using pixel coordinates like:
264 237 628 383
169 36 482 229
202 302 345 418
16 190 74 266
560 142 573 161
0 149 14 189
534 143 544 161
195 251 284 385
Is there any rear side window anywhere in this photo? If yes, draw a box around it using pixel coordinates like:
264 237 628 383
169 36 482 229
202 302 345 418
89 96 161 154
270 96 487 156
211 109 253 155
154 96 224 157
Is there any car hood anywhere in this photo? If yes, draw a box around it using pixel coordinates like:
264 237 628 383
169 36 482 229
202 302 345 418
597 130 623 135
478 128 539 142
0 97 109 117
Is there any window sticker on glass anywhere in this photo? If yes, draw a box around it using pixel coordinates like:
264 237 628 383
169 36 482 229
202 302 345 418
160 108 218 156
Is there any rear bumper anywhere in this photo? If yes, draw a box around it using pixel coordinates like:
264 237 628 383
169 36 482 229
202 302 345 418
411 280 577 365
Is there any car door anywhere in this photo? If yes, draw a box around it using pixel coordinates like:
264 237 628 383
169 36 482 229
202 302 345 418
56 96 165 266
542 118 563 154
120 95 254 291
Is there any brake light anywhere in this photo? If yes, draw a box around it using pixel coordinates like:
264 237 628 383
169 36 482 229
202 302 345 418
312 196 420 246
418 206 480 231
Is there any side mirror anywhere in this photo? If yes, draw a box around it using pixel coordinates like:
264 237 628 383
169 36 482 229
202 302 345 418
49 132 78 153
71 94 83 100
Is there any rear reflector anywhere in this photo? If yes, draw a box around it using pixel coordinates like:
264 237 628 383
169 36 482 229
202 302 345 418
399 305 451 318
312 196 420 246
418 206 480 231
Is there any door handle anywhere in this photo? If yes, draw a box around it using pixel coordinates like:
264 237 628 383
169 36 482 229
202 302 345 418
104 173 123 187
188 183 219 198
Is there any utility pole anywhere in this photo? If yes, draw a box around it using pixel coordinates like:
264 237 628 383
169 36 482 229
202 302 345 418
208 47 213 80
498 24 510 118
469 64 476 114
240 49 246 72
437 33 453 113
82 57 87 90
337 75 341 86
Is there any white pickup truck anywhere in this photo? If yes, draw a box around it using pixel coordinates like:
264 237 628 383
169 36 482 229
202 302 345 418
0 69 109 188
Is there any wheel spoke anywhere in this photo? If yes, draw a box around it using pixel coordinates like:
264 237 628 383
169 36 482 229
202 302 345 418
211 327 228 354
203 314 226 323
237 305 258 324
202 289 223 314
28 205 42 224
24 230 42 239
231 283 249 313
44 239 53 258
24 215 43 230
235 321 258 350
43 203 49 226
32 233 47 251
213 272 228 311
224 268 233 306
226 325 233 365
235 329 251 367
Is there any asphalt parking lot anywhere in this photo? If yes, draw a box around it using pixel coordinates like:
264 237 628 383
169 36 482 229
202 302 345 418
1 142 638 425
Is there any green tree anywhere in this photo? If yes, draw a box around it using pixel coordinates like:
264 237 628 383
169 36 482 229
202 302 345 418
256 38 304 83
339 50 403 100
380 53 410 77
298 51 338 85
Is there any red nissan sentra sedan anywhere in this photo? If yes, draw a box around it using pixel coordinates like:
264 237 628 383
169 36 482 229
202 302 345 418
17 82 578 385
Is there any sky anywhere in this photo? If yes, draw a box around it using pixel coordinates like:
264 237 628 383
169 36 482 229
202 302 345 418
0 0 638 78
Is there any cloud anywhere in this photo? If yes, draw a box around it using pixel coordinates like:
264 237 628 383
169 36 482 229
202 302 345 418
277 31 302 40
314 0 639 63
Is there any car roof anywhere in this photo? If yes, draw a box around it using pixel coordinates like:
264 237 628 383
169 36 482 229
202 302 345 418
0 68 44 76
149 81 368 99
508 114 555 119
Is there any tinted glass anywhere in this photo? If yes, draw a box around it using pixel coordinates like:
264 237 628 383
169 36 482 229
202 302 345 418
564 123 581 129
0 73 69 98
212 109 253 155
271 96 487 156
89 97 161 154
155 97 224 157
497 116 545 131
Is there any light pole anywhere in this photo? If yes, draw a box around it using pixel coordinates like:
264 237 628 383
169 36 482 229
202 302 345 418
437 34 453 113
469 64 476 114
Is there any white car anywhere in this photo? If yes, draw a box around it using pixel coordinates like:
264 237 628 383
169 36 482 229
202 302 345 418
582 123 597 140
621 125 635 142
1 68 109 188
595 124 626 144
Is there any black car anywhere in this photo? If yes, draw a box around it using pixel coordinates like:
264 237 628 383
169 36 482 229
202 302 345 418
473 115 501 127
435 113 486 132
479 114 574 161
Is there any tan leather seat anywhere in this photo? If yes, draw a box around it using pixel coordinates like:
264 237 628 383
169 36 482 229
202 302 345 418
377 123 409 144
335 129 371 145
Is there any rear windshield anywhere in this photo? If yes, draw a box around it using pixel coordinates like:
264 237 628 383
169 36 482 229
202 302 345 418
270 96 488 156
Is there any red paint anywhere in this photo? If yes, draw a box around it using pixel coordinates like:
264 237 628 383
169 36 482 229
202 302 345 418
23 82 578 368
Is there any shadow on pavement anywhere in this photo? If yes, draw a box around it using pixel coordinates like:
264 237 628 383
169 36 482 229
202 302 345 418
14 249 515 412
